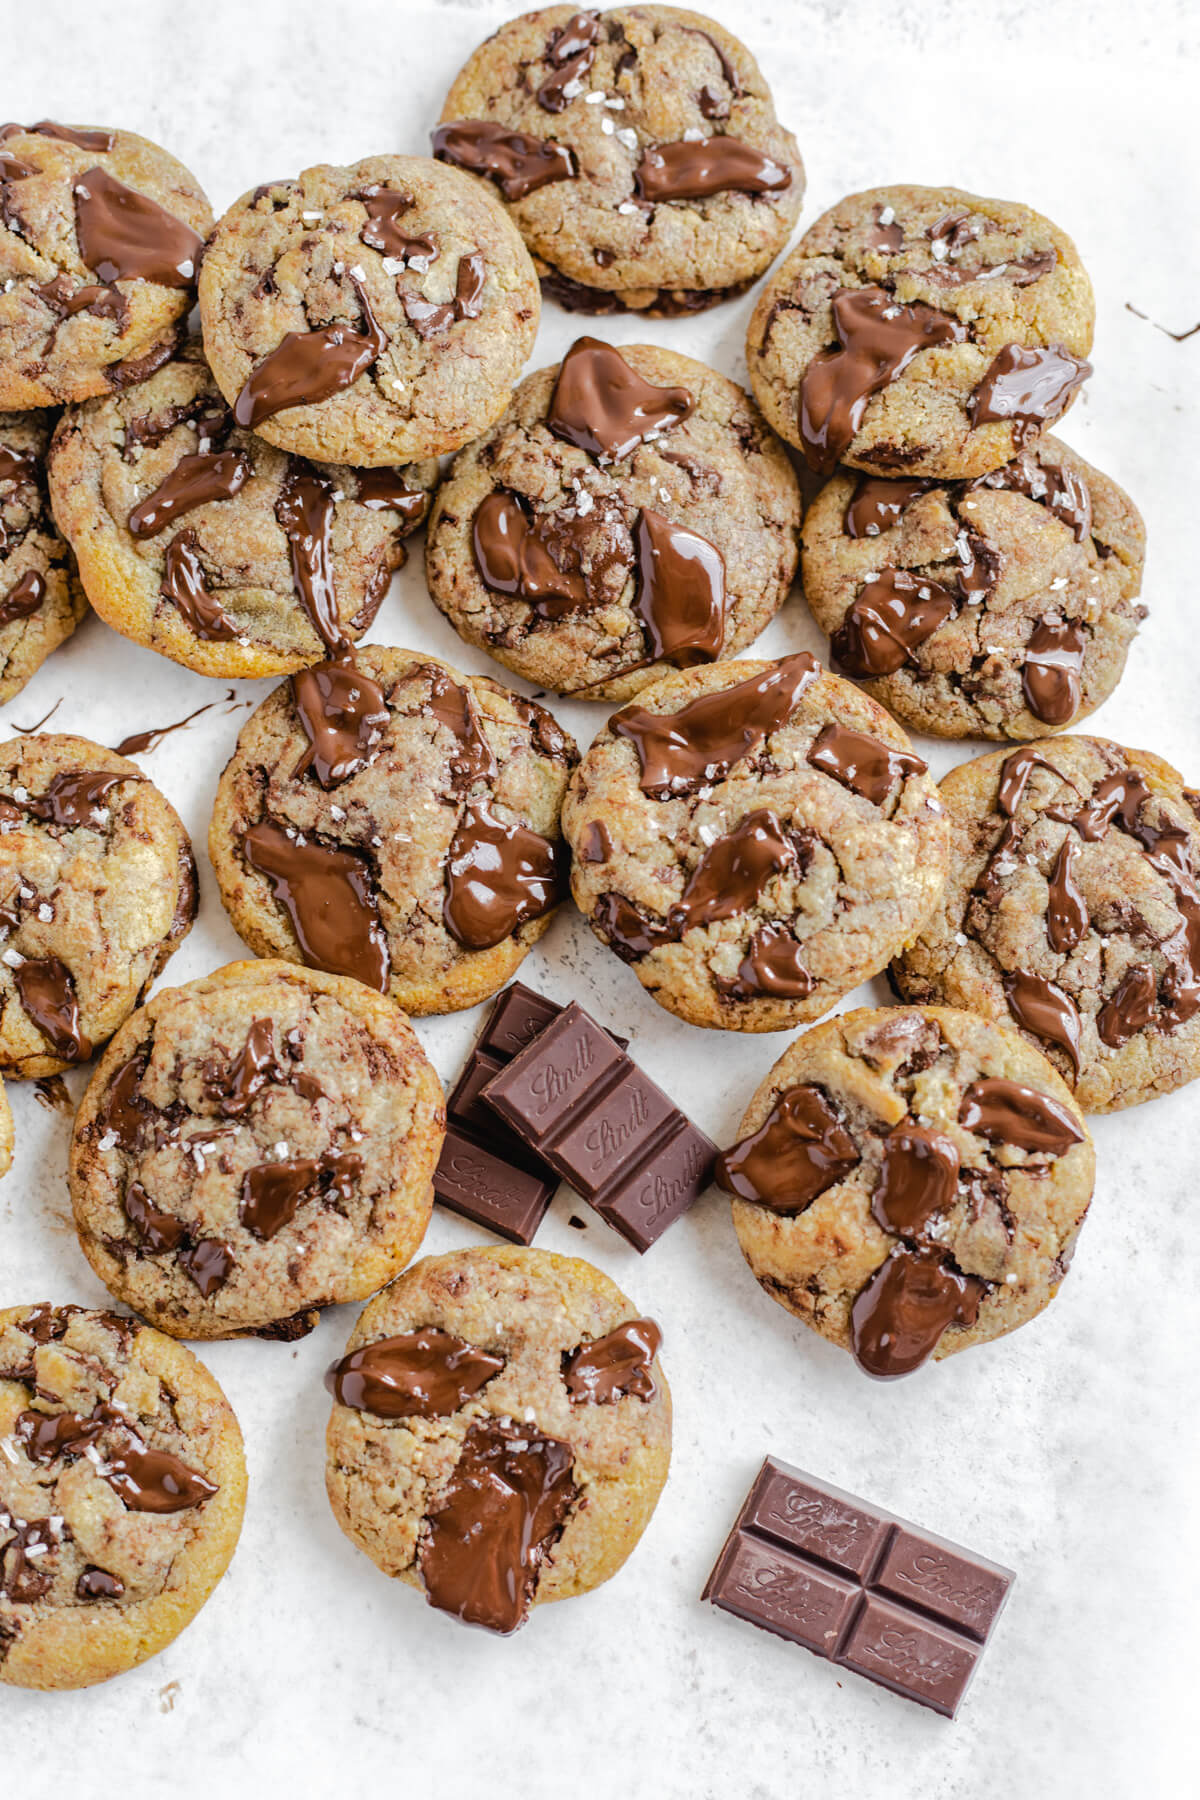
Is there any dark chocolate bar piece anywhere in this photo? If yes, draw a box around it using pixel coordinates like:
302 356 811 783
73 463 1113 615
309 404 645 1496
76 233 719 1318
703 1458 1013 1718
480 1002 715 1251
433 984 627 1245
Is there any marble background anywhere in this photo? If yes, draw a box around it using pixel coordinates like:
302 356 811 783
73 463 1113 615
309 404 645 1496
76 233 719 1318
3 1 1198 1794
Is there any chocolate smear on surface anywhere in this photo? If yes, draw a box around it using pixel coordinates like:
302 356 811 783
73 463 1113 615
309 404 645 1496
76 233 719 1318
326 1327 504 1417
799 288 965 474
716 1085 859 1212
242 820 389 991
114 693 228 756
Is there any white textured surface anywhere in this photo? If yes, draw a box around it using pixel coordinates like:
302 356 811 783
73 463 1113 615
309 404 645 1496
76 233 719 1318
3 2 1198 1794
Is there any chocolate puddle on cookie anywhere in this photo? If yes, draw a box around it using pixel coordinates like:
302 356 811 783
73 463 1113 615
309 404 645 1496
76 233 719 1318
548 338 693 462
241 820 390 991
291 658 389 788
807 723 927 806
432 120 577 201
536 9 601 111
716 1085 859 1212
127 449 250 539
234 273 387 430
326 1327 504 1418
635 137 791 204
72 166 203 287
562 1319 661 1404
969 344 1091 446
10 954 91 1061
443 799 565 951
160 529 238 641
850 1245 984 1380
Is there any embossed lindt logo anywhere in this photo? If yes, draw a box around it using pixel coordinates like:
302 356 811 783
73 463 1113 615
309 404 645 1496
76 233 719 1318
583 1085 648 1164
633 1137 706 1218
867 1625 962 1688
528 1032 595 1115
771 1494 863 1559
445 1150 513 1209
737 1563 834 1624
894 1552 992 1618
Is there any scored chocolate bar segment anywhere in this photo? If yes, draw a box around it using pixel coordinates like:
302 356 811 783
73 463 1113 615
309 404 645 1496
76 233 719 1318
481 1002 715 1252
433 984 628 1245
703 1457 1013 1718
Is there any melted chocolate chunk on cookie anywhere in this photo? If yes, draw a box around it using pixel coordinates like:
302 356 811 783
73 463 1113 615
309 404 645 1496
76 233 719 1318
715 923 814 1002
356 185 437 269
472 490 593 616
401 253 485 338
432 121 577 201
442 799 566 951
635 137 791 204
1002 969 1082 1075
1021 617 1086 725
969 344 1092 446
611 653 818 797
799 289 966 474
561 1318 660 1403
547 337 693 461
241 820 390 992
291 657 389 788
240 1150 362 1240
871 1125 959 1237
419 1417 577 1633
160 529 238 641
716 1085 860 1211
537 9 601 112
233 274 387 430
957 1078 1084 1154
632 509 725 665
850 1245 983 1379
326 1327 505 1417
832 569 958 677
12 954 91 1061
127 448 250 540
807 723 927 807
72 166 203 288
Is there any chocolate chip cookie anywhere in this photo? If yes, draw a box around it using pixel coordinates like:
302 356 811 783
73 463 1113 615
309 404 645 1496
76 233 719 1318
892 738 1200 1111
801 437 1146 738
425 337 801 700
746 185 1095 478
47 342 437 679
0 409 87 700
561 653 950 1030
0 1303 246 1689
199 155 539 465
0 122 212 407
68 959 445 1340
0 733 196 1079
324 1245 670 1633
715 1004 1094 1378
434 6 804 314
209 649 577 1016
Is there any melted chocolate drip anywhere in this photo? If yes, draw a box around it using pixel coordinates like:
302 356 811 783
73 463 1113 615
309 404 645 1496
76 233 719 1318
807 723 927 806
1002 970 1082 1075
72 167 202 287
100 1052 151 1151
969 344 1092 446
12 956 91 1060
1046 837 1087 952
276 462 346 654
240 1151 362 1240
715 1085 859 1212
716 923 814 1001
633 508 725 665
419 1417 577 1634
0 570 46 625
832 568 957 676
1097 964 1159 1047
844 476 932 538
161 529 238 640
611 652 818 798
291 657 389 788
355 467 429 525
127 449 250 539
424 666 497 787
442 800 564 951
577 819 612 864
1021 618 1085 725
28 121 117 151
325 1327 504 1416
401 253 485 338
561 1318 661 1403
233 275 387 430
957 1079 1083 1157
547 337 693 461
241 820 389 992
537 10 601 111
431 120 577 201
113 694 226 757
850 1245 983 1379
871 1125 960 1237
634 137 791 203
997 745 1056 817
798 288 966 474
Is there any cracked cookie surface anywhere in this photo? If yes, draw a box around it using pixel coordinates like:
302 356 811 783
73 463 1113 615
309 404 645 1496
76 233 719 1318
436 5 804 314
0 123 212 407
325 1246 670 1633
0 1303 245 1689
746 184 1094 478
198 155 539 465
801 436 1146 738
47 342 437 679
0 732 197 1079
209 649 578 1016
562 653 950 1030
0 410 88 701
425 339 801 700
716 1005 1094 1376
892 738 1200 1111
68 960 444 1340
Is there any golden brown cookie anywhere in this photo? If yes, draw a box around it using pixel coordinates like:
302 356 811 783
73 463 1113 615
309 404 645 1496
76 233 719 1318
325 1246 670 1633
0 410 88 701
0 1303 246 1689
68 960 444 1340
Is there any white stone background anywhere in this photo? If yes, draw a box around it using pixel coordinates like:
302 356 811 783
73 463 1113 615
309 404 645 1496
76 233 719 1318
3 1 1198 1794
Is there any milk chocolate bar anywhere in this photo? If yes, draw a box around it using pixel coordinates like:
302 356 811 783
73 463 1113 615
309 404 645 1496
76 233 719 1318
480 1001 715 1251
703 1458 1013 1718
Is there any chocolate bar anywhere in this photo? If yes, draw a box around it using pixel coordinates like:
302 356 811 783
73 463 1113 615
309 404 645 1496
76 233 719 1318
432 983 627 1245
480 1001 715 1251
703 1458 1013 1718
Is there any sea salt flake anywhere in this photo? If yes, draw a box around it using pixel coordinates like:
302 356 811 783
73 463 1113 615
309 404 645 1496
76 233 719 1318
600 116 615 135
616 127 638 150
